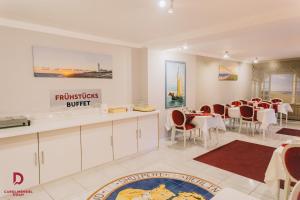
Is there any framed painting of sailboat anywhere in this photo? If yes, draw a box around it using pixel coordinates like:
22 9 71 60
165 60 186 109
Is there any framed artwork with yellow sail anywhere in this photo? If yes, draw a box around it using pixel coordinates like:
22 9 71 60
165 60 186 108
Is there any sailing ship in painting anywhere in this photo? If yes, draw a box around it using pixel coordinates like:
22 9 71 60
166 61 186 108
168 66 184 102
33 47 113 79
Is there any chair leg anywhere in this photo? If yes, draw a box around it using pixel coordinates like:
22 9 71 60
239 119 242 133
252 122 255 137
284 178 291 200
183 131 186 148
171 127 176 144
193 130 196 144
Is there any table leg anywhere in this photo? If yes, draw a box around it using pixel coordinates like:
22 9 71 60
286 114 288 127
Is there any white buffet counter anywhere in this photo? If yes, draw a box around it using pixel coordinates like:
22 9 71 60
0 110 159 197
0 110 160 139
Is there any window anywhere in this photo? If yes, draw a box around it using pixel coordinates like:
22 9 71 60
270 74 293 103
262 75 270 100
296 77 300 103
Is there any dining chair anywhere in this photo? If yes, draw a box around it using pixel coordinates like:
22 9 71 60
251 97 262 102
171 110 196 148
257 102 271 109
282 144 300 200
213 104 230 120
271 98 283 103
240 100 248 105
200 105 211 113
289 181 300 200
239 105 260 136
231 101 242 107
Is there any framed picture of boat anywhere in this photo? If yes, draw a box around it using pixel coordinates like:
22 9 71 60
218 65 238 81
33 46 113 79
165 60 186 109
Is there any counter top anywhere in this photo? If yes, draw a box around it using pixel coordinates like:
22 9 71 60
0 110 159 139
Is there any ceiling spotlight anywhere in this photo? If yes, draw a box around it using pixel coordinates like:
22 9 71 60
183 44 188 50
158 0 167 8
254 57 259 64
168 0 174 13
223 51 230 59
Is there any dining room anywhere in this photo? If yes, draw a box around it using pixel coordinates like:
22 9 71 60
0 1 300 200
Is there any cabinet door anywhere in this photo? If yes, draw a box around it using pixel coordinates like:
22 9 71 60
0 134 39 197
113 118 138 160
138 114 159 152
39 127 81 184
81 122 113 170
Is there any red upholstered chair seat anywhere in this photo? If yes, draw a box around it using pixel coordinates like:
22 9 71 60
271 98 283 103
200 105 211 113
172 110 185 126
240 100 248 105
285 147 300 180
251 97 262 102
231 101 242 107
240 105 257 121
258 102 271 109
176 123 195 130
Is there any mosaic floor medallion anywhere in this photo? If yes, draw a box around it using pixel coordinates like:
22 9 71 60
87 171 221 200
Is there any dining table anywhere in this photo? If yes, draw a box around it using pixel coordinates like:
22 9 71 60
190 113 226 148
228 107 277 137
278 103 293 126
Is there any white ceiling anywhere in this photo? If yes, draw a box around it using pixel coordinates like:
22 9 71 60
0 0 300 61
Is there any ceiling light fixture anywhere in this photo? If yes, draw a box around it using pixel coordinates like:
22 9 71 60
183 44 188 50
223 51 230 59
158 0 167 8
254 57 259 64
168 0 174 14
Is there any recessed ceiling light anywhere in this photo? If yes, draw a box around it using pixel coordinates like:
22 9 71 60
183 44 188 50
254 57 258 64
158 0 167 8
223 51 230 59
168 8 174 14
168 0 174 13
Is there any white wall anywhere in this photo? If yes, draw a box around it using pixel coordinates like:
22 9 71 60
148 50 197 136
196 56 253 108
0 27 132 115
147 51 253 137
131 48 148 104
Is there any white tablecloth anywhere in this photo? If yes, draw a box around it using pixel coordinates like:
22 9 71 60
191 114 226 147
278 103 293 115
228 107 240 118
191 114 226 133
212 188 258 200
257 108 278 130
228 107 277 130
264 140 300 198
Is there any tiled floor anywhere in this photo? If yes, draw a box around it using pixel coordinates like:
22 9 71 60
2 121 300 200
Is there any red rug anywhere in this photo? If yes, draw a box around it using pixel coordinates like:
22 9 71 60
194 140 275 183
277 128 300 137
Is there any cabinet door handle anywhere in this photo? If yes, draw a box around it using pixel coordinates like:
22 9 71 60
34 152 38 166
110 135 113 146
41 151 45 164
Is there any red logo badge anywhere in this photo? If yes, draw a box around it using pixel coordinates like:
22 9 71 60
13 172 24 185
